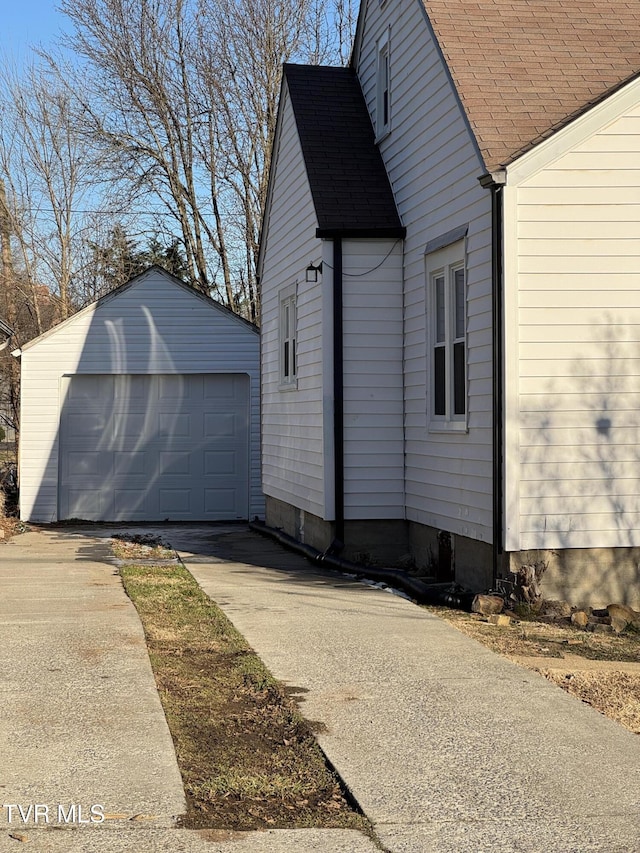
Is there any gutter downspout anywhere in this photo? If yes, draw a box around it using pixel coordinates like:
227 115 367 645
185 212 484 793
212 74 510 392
492 183 504 587
332 236 345 547
480 170 506 586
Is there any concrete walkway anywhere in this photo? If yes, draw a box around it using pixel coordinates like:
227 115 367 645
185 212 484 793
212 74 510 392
170 525 640 853
1 524 639 852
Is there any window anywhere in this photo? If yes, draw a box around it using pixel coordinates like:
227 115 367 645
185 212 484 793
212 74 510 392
279 285 297 388
428 241 467 428
376 32 390 138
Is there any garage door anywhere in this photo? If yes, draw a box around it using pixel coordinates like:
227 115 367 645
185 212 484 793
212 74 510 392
58 374 249 521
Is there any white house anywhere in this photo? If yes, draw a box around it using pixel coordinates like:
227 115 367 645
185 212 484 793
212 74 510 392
17 267 263 523
258 0 640 607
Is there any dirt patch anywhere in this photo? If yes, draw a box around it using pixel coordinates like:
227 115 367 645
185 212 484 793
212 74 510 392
541 669 640 734
119 559 372 834
0 517 27 542
111 533 176 562
429 606 640 733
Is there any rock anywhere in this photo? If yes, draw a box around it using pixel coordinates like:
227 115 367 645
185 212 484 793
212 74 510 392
488 614 511 626
471 594 504 616
587 622 614 634
607 603 640 633
541 599 572 619
571 610 589 629
588 614 611 624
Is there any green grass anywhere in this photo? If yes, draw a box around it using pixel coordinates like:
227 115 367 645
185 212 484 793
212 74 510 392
119 561 372 834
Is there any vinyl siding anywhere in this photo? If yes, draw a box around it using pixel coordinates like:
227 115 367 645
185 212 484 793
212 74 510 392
343 239 404 518
508 90 640 550
19 269 262 522
355 0 493 542
260 85 328 517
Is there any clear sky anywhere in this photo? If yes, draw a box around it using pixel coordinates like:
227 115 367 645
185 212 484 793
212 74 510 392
0 0 69 63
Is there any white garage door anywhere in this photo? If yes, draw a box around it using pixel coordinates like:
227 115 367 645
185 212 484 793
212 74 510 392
58 374 249 521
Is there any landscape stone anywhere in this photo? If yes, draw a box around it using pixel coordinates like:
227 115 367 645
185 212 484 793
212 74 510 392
571 610 589 629
542 599 572 618
471 594 504 616
607 603 640 633
586 622 614 634
488 614 511 626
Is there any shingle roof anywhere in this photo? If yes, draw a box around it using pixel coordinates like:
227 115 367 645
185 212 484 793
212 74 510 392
283 64 405 237
422 0 640 171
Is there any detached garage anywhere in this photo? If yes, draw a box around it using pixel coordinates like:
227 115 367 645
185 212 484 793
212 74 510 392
17 267 263 523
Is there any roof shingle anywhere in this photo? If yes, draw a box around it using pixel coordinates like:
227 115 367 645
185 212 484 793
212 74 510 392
422 0 640 170
283 64 404 236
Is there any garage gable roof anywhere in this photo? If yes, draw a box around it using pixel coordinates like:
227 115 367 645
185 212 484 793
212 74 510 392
420 0 640 171
19 267 258 353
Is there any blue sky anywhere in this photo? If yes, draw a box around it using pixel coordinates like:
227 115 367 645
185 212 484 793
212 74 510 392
0 1 68 62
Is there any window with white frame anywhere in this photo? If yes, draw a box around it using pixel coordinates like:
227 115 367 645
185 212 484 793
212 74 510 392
428 240 467 427
376 31 390 138
279 285 297 387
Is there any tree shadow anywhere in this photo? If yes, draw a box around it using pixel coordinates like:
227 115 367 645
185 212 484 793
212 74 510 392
22 272 257 525
516 314 640 606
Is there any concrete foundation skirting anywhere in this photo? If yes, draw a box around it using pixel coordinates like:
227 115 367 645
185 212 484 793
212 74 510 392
265 496 494 590
266 498 640 606
509 548 640 609
265 496 409 564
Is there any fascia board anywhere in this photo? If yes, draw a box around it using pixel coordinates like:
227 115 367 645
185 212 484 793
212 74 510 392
507 75 640 185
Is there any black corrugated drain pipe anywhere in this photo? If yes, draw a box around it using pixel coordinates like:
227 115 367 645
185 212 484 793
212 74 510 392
250 519 479 611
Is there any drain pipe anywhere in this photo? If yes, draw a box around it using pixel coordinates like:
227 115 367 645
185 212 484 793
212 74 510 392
332 236 345 547
480 171 506 586
250 519 479 610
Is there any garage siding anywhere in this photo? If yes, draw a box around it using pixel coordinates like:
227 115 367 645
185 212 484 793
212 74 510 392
19 268 262 522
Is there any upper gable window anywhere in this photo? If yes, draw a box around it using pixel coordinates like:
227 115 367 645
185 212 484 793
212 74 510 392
279 283 297 389
376 30 390 139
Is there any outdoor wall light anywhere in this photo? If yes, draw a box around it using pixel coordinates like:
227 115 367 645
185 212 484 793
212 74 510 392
305 261 323 283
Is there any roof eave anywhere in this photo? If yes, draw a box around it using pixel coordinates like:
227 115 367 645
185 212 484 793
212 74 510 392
316 226 406 239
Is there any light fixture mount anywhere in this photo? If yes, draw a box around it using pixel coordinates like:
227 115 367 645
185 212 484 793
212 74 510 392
305 261 323 283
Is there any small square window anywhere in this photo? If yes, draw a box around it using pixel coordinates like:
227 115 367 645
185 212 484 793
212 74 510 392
279 285 297 388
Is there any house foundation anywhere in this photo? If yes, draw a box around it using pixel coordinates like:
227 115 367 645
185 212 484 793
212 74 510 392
509 548 640 610
265 496 494 589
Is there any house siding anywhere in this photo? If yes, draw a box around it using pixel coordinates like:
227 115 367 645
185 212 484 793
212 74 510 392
260 85 328 517
355 0 494 544
343 238 404 518
509 92 640 551
19 269 262 522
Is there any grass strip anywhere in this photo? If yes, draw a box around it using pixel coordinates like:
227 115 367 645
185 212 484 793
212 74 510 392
119 561 371 833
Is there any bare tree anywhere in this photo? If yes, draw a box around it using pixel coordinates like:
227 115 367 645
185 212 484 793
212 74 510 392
0 59 112 440
333 0 358 65
49 0 356 321
0 60 103 320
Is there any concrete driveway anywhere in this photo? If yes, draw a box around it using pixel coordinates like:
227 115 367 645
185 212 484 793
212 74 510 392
0 525 377 852
1 523 639 852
